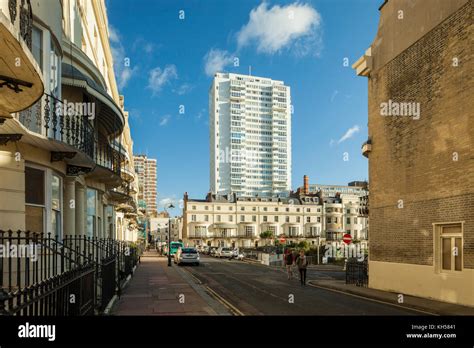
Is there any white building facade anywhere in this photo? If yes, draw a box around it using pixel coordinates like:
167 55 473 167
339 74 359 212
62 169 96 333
182 193 323 249
210 73 292 198
183 177 369 249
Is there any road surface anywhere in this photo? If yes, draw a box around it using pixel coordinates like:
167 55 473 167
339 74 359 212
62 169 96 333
181 255 422 316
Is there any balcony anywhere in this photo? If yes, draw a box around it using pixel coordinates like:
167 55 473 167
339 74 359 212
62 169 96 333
18 93 94 156
62 61 124 137
15 93 121 178
352 47 372 77
121 165 135 183
362 138 372 158
230 82 246 90
230 94 245 101
326 232 343 241
237 233 257 238
188 232 210 239
272 104 287 111
0 0 44 123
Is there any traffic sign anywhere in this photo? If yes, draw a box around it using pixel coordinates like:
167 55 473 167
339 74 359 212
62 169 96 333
343 233 352 245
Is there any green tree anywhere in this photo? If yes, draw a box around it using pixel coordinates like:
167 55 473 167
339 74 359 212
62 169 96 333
259 231 274 246
297 240 309 251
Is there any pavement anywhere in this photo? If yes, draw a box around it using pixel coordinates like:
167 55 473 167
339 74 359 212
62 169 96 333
111 250 230 315
308 279 474 316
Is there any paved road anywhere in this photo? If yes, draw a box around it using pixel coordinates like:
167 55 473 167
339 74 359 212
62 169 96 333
182 256 420 315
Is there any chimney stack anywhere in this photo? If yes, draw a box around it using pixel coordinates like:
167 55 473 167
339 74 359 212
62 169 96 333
304 175 309 195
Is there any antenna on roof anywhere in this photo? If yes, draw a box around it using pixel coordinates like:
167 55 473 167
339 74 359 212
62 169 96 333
249 66 252 76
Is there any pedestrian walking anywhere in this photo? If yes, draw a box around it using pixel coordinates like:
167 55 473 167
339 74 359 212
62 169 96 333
284 249 294 279
295 249 308 285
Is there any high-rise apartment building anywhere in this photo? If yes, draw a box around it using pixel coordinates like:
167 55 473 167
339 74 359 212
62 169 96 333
210 73 292 198
134 155 158 215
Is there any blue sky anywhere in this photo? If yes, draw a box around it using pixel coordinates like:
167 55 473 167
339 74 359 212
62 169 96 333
106 0 381 216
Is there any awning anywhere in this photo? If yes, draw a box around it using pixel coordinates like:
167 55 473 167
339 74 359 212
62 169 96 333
0 12 44 118
62 63 124 136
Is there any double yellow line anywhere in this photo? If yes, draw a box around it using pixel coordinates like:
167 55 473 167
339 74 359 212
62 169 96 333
205 285 245 316
183 267 244 316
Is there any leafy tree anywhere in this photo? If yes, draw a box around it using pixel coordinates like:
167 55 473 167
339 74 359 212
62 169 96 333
297 240 309 250
259 230 274 245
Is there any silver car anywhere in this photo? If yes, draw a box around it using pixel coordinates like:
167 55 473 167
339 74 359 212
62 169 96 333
175 247 200 266
217 247 233 258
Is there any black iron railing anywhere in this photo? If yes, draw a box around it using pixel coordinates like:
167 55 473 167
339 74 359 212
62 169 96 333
96 138 121 175
0 230 142 316
345 258 368 287
18 93 121 175
19 93 94 157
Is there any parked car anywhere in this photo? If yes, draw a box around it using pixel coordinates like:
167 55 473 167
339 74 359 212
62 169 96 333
217 247 233 258
231 248 244 260
209 247 218 256
174 247 200 266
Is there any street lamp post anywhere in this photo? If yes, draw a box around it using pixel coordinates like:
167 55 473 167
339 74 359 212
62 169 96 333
317 233 320 265
166 203 175 267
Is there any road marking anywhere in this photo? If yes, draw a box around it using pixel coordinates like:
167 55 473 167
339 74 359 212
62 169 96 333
182 266 245 316
307 283 438 316
204 285 245 316
185 268 202 284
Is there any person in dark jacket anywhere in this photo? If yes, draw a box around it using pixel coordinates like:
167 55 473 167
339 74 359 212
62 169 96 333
284 249 294 279
295 249 308 285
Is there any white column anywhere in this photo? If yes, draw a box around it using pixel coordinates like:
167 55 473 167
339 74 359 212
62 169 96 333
75 185 85 236
63 177 76 236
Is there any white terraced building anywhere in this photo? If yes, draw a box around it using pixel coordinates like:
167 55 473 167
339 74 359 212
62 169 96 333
182 176 369 249
210 73 291 198
182 192 323 249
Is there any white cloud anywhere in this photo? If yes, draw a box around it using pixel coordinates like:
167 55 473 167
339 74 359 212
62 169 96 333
173 83 194 95
109 26 138 90
132 38 156 54
144 43 154 53
109 26 120 43
158 196 183 210
203 49 234 77
148 65 178 95
159 197 175 207
237 2 322 56
196 108 206 120
330 90 339 103
159 115 171 126
129 108 142 122
338 125 360 144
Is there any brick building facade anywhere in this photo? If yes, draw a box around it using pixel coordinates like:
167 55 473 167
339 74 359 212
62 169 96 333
354 0 473 306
